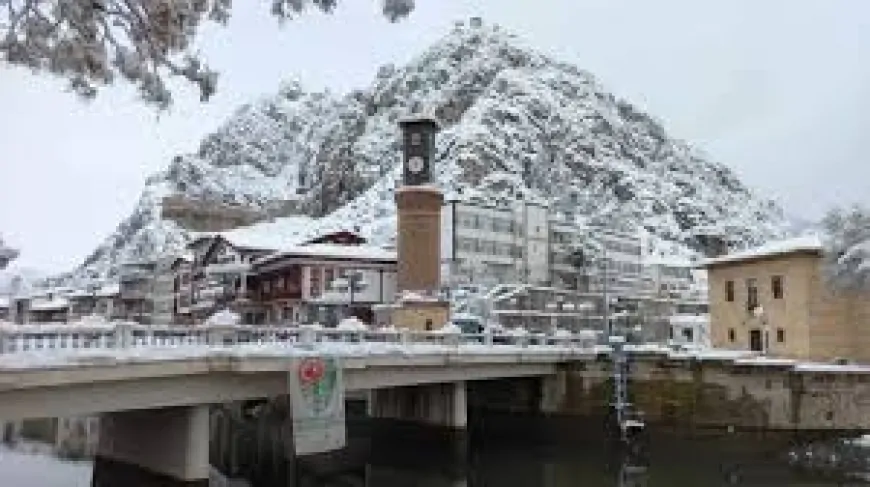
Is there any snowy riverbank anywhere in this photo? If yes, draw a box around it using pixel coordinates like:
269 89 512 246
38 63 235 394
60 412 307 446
0 444 91 486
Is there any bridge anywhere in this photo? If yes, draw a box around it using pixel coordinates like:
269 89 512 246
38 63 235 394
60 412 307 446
0 322 600 421
0 321 599 486
4 321 870 486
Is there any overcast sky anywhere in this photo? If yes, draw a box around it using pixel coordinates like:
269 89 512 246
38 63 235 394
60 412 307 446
1 0 868 273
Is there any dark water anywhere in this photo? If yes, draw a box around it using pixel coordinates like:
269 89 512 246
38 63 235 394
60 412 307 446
288 414 870 487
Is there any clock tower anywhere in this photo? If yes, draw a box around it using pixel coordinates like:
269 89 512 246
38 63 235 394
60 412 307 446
393 115 449 331
400 116 438 186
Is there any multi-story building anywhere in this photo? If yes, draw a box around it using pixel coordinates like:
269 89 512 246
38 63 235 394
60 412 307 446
441 196 550 287
440 195 706 338
27 289 71 323
93 283 122 320
117 261 158 324
67 286 101 320
703 234 870 361
250 244 397 326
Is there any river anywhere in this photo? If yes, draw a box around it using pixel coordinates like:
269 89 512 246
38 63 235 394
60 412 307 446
1 414 867 486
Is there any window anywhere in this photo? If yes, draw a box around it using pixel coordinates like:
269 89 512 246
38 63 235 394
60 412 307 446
725 280 735 302
728 329 735 342
682 328 694 342
746 278 758 312
776 328 785 343
281 307 294 321
410 133 422 146
772 275 784 299
309 267 321 298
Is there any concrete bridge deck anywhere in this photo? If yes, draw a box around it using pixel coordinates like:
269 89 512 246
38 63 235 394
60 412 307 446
0 345 594 420
0 322 601 420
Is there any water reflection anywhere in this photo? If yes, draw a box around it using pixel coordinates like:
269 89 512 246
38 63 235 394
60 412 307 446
347 425 858 487
214 411 865 487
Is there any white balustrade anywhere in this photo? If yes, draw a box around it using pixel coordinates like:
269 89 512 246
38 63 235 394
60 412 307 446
0 321 600 358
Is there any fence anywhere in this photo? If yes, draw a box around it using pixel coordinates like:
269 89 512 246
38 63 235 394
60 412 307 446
0 322 600 355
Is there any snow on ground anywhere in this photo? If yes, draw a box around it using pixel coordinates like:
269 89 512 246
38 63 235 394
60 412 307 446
0 446 91 487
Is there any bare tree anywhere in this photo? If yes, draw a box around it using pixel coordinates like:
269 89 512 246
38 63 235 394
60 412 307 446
0 0 415 109
822 204 870 291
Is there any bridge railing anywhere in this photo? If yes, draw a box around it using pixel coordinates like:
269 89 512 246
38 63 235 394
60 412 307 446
0 322 599 355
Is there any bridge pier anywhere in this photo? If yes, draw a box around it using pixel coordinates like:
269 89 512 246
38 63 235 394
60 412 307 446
91 406 209 487
368 381 468 429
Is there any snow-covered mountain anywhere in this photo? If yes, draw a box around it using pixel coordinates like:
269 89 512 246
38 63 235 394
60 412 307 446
76 19 788 278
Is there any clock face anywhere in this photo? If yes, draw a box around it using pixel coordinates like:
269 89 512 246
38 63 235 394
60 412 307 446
408 156 425 174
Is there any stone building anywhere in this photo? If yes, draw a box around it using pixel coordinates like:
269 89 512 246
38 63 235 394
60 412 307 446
703 234 870 362
160 195 266 232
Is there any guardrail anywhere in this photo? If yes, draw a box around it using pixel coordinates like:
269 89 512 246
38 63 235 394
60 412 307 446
0 322 600 355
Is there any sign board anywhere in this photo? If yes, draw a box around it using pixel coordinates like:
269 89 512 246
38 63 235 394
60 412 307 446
288 356 346 456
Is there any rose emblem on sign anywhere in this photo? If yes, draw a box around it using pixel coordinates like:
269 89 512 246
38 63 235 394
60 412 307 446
299 357 325 385
297 357 337 416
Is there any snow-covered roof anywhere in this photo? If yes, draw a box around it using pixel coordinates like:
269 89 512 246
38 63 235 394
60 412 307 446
398 290 443 303
95 283 120 297
67 289 94 299
669 314 709 326
0 297 8 308
255 243 396 267
29 297 70 311
451 312 481 322
701 234 824 267
337 316 367 331
216 216 317 252
206 309 241 326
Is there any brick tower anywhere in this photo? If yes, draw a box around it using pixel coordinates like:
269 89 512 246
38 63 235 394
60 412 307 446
392 115 450 331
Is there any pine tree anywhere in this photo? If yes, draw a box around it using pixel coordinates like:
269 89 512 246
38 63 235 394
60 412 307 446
822 205 870 291
0 0 415 109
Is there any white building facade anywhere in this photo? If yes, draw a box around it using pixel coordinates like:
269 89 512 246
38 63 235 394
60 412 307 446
440 196 707 339
441 197 550 288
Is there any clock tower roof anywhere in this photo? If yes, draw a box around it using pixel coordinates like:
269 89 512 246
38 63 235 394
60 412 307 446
398 114 441 130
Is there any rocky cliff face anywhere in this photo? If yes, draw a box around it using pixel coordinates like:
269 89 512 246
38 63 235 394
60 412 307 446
77 19 787 278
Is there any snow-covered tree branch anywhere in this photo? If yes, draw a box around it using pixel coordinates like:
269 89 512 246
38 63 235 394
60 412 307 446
822 205 870 291
0 0 415 109
0 235 18 270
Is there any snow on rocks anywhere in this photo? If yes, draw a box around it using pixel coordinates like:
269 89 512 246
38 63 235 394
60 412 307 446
71 20 788 280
